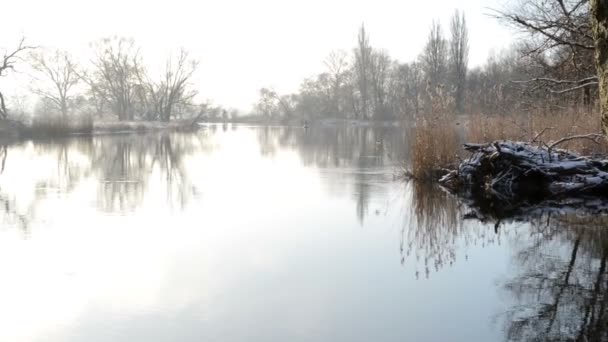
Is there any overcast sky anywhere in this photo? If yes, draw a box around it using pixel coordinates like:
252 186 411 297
1 0 515 111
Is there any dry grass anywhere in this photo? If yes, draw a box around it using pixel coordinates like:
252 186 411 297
93 119 198 133
409 114 460 181
466 111 608 155
28 115 93 137
408 110 608 181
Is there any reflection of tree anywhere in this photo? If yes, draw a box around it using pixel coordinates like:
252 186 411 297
255 125 407 222
0 192 29 236
0 145 32 236
400 182 495 278
403 179 608 340
93 137 148 212
91 133 200 212
500 215 608 341
152 134 196 210
0 133 206 223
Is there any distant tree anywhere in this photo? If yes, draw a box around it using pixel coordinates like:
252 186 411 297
369 50 392 119
256 88 281 118
354 24 373 119
420 21 448 95
0 38 34 120
295 77 328 120
255 87 294 119
420 21 449 115
389 62 423 119
30 49 81 119
323 50 350 117
136 49 199 122
448 10 469 114
86 37 142 121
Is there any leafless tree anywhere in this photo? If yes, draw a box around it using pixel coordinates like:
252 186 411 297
30 49 81 119
86 37 142 121
420 21 448 113
369 50 392 119
493 1 596 94
256 87 288 118
0 38 35 120
323 50 349 117
389 62 423 119
136 49 199 122
449 10 469 114
354 24 373 119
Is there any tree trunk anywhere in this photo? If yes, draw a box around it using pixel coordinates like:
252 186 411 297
60 100 68 121
591 0 608 134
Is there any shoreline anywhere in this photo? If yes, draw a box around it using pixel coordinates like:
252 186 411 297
0 117 406 144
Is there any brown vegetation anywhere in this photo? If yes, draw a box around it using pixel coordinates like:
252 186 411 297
408 113 460 180
27 115 93 137
408 110 608 181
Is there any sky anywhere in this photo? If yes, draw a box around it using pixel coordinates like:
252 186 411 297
1 0 515 111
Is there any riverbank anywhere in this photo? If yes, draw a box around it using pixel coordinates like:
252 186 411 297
0 118 201 143
407 111 608 181
206 115 403 128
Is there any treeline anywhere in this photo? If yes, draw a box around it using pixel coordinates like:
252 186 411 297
0 36 227 123
255 3 597 122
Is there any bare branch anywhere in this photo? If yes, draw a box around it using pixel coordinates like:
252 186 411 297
548 133 604 151
548 81 599 94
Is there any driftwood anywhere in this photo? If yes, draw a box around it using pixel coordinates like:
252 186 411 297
440 139 608 204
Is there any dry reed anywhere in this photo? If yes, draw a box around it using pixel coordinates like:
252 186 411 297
408 110 608 180
28 115 93 137
409 113 460 181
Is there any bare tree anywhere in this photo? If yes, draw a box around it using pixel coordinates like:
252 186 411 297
256 88 283 118
136 49 199 122
30 49 81 119
0 38 35 120
449 10 469 114
369 50 392 119
323 50 349 117
493 1 596 94
389 62 423 119
354 24 373 119
86 37 142 121
420 21 448 113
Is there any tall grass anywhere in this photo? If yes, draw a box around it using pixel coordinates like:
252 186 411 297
28 115 93 137
409 113 460 181
467 111 607 154
408 110 608 181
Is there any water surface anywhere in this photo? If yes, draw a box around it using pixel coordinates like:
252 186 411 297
0 124 605 341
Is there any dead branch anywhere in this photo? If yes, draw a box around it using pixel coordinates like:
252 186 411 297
512 76 598 85
531 127 555 143
548 133 604 150
549 82 599 94
441 139 608 205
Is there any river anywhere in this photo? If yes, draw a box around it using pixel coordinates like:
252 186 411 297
0 124 605 341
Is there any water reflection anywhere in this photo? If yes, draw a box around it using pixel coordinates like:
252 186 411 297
253 125 407 223
400 179 608 340
500 214 608 341
0 132 208 231
1 124 606 341
91 134 200 212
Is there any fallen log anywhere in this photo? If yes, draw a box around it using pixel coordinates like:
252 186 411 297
439 140 608 201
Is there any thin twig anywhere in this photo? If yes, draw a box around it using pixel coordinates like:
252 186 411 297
531 127 555 143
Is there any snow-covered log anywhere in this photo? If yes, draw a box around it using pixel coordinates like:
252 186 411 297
439 140 608 201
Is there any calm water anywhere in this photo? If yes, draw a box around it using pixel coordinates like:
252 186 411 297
0 124 606 341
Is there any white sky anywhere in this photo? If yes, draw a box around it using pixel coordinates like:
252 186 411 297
1 0 514 111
